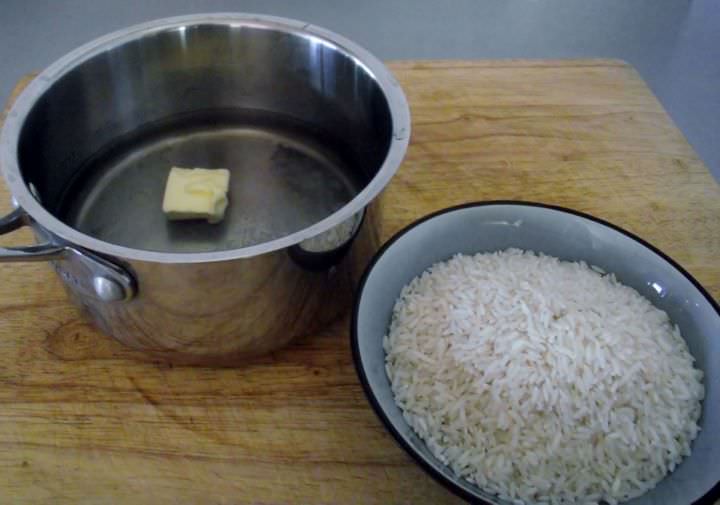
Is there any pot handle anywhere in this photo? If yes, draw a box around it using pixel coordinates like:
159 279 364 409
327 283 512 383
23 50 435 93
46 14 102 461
0 207 136 302
0 208 66 261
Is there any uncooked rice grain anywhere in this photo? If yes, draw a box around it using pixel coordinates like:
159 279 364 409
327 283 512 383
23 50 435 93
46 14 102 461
383 249 704 505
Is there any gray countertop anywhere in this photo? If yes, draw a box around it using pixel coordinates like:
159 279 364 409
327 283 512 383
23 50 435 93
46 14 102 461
1 0 718 181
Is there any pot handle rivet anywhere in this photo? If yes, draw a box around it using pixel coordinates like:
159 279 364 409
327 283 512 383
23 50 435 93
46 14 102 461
92 276 128 303
0 206 136 302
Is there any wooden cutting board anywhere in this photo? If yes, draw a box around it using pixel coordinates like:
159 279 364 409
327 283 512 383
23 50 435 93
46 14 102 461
1 60 718 505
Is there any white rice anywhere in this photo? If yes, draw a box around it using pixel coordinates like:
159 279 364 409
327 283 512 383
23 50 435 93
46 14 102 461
383 249 704 505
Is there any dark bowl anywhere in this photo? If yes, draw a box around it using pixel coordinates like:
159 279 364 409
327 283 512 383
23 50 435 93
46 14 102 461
352 201 720 505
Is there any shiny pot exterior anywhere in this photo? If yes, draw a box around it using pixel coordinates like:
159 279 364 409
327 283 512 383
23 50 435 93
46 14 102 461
0 14 409 364
52 201 382 365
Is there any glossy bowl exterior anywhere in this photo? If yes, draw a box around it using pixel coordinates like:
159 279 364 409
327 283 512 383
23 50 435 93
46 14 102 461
352 201 719 505
0 14 409 364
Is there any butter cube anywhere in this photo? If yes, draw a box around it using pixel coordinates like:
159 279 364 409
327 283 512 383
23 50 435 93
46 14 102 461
162 167 230 224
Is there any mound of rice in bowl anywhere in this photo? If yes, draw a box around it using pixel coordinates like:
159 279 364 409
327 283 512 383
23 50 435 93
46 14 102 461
383 249 704 505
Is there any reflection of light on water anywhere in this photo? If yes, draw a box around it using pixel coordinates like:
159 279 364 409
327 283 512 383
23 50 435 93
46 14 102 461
484 220 523 227
650 281 667 298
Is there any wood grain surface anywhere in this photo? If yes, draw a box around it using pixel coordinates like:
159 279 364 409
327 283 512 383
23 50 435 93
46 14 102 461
1 60 718 505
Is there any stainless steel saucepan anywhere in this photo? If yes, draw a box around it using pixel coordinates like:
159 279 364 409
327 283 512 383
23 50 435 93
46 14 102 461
0 14 410 364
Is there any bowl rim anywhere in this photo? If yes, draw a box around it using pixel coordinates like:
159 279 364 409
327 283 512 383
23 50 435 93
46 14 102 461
350 199 720 505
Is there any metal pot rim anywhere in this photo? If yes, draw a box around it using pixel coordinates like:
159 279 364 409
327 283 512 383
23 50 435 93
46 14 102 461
0 13 410 264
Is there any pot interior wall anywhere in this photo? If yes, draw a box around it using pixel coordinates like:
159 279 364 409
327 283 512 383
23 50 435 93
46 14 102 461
17 22 392 253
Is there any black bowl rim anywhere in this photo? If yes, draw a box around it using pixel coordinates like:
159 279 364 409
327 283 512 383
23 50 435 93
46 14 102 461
350 200 720 505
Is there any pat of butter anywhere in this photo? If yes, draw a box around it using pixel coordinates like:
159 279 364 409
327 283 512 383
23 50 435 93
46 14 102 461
162 167 230 224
